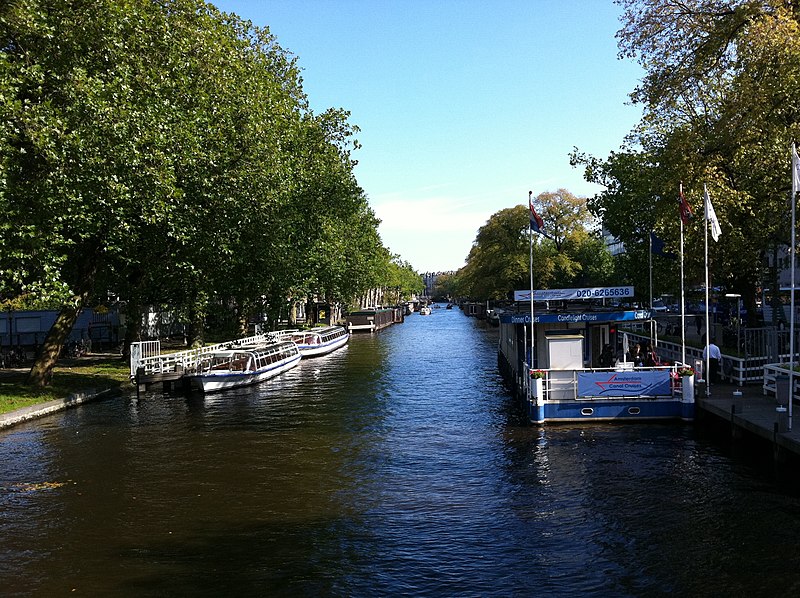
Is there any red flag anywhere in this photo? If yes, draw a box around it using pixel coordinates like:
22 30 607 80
529 190 544 234
679 183 693 225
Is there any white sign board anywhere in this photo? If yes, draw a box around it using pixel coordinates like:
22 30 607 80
514 287 634 302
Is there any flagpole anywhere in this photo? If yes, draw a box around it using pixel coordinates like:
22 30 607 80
529 191 535 373
649 231 653 310
649 230 655 349
680 183 687 366
704 186 711 397
790 145 798 429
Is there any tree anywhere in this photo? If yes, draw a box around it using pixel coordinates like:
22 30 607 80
381 257 424 305
0 0 387 384
570 147 686 299
458 206 542 300
534 189 603 287
456 191 612 301
573 0 800 315
431 273 458 302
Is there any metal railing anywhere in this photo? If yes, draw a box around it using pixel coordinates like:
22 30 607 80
524 362 685 401
625 326 800 386
129 333 287 379
763 364 800 402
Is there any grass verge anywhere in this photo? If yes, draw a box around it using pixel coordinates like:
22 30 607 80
0 356 130 416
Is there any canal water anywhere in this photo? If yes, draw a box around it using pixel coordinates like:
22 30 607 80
3 307 800 596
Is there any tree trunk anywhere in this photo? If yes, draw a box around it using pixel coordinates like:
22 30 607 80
27 251 99 387
122 295 143 362
186 293 207 348
27 303 85 387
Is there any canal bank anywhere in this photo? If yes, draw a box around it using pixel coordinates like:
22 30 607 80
0 353 128 429
0 386 119 429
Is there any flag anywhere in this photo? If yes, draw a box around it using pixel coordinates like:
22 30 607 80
704 184 721 242
529 190 545 235
679 183 693 225
793 144 800 196
650 232 676 259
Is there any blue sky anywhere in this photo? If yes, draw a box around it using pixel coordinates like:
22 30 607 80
212 0 644 273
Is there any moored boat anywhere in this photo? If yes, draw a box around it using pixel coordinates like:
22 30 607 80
486 307 504 326
186 340 301 393
346 308 395 333
290 325 349 357
498 286 695 424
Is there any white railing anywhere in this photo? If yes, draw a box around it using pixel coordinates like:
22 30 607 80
762 363 800 402
623 331 763 386
130 333 283 379
524 363 684 401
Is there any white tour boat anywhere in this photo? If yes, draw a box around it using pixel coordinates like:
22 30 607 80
290 325 350 357
187 340 301 393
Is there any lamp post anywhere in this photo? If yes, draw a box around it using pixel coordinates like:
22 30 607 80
725 293 742 355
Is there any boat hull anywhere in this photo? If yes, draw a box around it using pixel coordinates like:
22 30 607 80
525 397 694 424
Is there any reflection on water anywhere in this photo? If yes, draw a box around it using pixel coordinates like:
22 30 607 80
2 308 800 596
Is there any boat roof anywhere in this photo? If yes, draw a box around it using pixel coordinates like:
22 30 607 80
499 301 653 325
210 340 296 357
292 325 344 335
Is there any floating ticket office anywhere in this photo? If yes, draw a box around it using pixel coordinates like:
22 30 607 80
497 286 695 424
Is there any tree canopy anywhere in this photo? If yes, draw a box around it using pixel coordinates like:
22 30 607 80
455 190 614 301
573 0 800 312
0 0 403 385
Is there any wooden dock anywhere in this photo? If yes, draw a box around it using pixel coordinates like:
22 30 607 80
697 381 800 463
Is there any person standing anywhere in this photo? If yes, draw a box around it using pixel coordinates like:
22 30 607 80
598 344 614 368
631 343 643 367
703 341 722 383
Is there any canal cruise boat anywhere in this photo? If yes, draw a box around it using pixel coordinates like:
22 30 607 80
497 286 695 424
290 325 350 357
186 340 301 393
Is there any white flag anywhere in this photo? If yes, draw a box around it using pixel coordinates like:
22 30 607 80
704 184 721 242
793 144 800 196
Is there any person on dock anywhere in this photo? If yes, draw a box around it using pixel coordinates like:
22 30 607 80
703 341 721 384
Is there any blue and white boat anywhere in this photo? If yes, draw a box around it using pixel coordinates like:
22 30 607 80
187 340 301 393
498 286 695 424
290 325 349 358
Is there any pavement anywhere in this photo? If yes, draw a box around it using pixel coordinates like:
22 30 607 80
0 387 116 429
